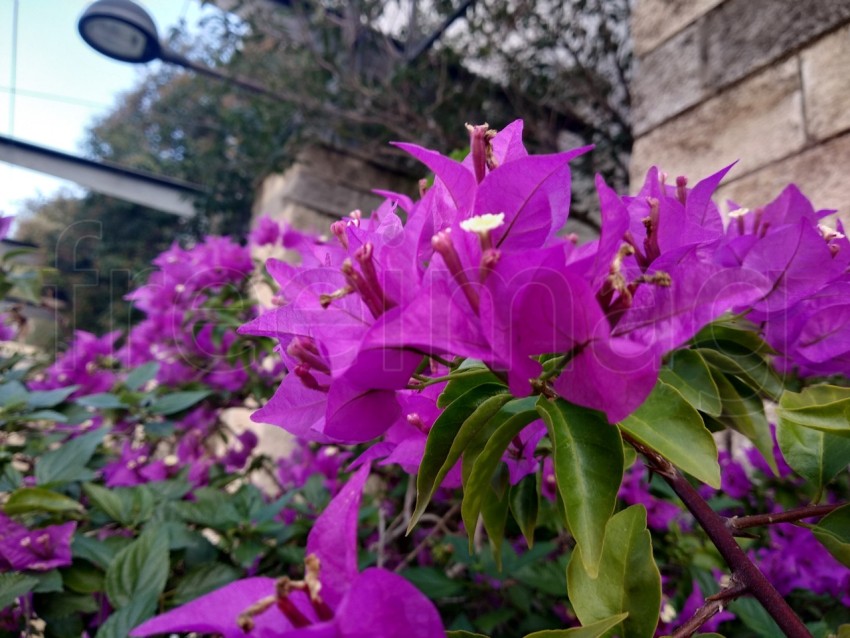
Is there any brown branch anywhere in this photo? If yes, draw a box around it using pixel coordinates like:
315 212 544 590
727 503 842 532
624 434 812 638
670 579 748 638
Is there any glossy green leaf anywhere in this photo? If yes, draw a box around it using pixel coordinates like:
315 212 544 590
481 465 511 570
509 473 539 548
0 572 39 609
461 396 538 487
148 390 211 415
697 347 783 402
691 318 773 355
811 504 850 567
461 398 539 543
659 350 721 416
775 385 850 437
537 397 623 577
409 384 510 531
619 381 720 488
524 613 629 637
567 506 661 638
776 416 850 493
124 362 160 391
104 527 170 610
3 486 83 515
437 360 505 408
710 371 778 474
35 427 106 486
446 632 490 638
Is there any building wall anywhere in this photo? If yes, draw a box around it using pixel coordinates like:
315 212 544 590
253 144 415 232
630 0 850 217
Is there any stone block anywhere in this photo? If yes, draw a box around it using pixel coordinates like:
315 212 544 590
715 130 850 224
632 23 705 136
630 58 805 188
632 0 724 56
802 23 850 141
703 0 850 91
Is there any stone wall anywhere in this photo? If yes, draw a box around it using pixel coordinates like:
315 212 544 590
253 145 415 232
630 0 850 217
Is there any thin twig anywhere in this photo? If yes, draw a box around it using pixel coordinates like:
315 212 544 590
394 503 460 572
670 579 748 638
727 503 841 532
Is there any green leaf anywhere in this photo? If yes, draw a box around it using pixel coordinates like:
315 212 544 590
447 632 490 638
776 417 850 493
728 597 782 638
148 390 211 415
3 487 83 515
659 350 721 416
536 397 623 577
619 381 720 488
73 535 132 571
0 572 39 609
438 360 506 408
509 473 539 548
461 398 540 543
481 465 511 570
124 362 160 391
409 384 510 531
0 380 28 406
21 409 68 422
775 385 850 437
95 597 157 638
83 483 156 527
36 428 107 486
76 393 128 410
172 563 241 605
811 504 850 567
26 386 80 409
524 613 629 637
62 561 105 594
104 528 170 610
697 347 783 402
567 506 661 638
710 371 778 474
402 567 465 599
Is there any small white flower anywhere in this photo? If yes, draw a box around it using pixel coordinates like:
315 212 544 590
460 213 505 234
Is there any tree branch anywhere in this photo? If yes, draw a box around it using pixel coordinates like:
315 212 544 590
727 503 842 533
670 579 748 638
624 434 812 638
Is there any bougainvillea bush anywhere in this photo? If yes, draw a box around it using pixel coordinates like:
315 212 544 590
2 120 850 638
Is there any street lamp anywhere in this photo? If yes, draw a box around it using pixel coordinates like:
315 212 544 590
77 0 285 100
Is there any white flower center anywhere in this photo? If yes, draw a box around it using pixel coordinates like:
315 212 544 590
460 213 505 234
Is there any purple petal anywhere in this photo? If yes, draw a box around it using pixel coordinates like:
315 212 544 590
306 464 371 608
393 142 476 212
334 569 445 637
475 148 591 250
130 577 299 638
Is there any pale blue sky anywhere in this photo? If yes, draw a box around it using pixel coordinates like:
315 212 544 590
0 0 213 219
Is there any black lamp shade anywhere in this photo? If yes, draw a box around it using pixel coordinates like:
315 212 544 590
78 0 161 63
